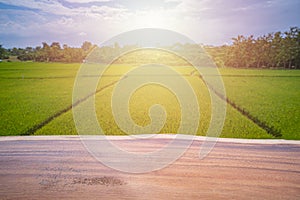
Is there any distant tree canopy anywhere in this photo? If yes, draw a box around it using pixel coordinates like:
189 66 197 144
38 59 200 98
0 44 9 59
6 41 96 63
85 42 213 67
1 27 299 68
206 27 300 69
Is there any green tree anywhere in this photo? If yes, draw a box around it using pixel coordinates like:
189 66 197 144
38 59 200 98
283 27 300 68
0 44 9 59
50 42 62 62
81 41 92 52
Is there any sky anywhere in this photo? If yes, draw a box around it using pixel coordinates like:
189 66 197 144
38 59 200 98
0 0 299 48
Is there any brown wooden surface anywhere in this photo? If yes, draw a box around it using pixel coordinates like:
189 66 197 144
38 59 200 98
0 136 299 199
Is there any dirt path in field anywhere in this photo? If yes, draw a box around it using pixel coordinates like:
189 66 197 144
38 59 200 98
0 136 299 199
21 78 121 136
191 71 282 138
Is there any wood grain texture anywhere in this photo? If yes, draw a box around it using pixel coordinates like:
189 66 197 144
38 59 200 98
0 137 299 199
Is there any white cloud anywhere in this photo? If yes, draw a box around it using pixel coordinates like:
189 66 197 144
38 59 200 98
0 0 126 17
0 0 251 45
79 32 87 36
0 0 71 15
0 0 299 47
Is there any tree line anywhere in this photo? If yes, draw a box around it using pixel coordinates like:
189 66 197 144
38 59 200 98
206 27 300 69
0 27 299 68
0 41 95 62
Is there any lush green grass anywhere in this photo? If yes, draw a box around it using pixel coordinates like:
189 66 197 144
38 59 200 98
0 62 299 139
219 68 300 139
0 62 79 78
0 62 79 135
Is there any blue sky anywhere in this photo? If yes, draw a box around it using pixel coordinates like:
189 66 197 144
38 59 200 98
0 0 299 48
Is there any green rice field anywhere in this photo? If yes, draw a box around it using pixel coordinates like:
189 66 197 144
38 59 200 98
0 61 299 139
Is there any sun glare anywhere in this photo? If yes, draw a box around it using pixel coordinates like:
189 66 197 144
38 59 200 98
135 10 169 28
